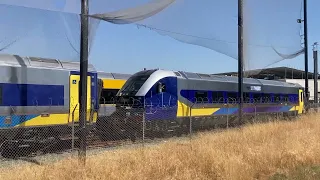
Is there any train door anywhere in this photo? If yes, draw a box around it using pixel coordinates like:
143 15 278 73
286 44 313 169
69 75 92 123
97 79 104 107
298 89 304 114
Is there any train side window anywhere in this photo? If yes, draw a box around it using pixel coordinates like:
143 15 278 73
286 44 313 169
289 95 293 103
227 92 238 102
100 89 119 104
283 94 289 102
274 94 281 103
212 91 224 103
243 92 250 103
301 92 303 102
252 93 261 102
262 93 271 103
289 94 298 104
195 91 208 103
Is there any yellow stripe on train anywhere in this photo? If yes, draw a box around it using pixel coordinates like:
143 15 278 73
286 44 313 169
289 106 301 112
177 100 304 117
15 111 98 127
177 101 219 117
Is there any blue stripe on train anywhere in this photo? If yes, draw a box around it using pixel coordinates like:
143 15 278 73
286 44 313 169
214 107 238 115
0 83 64 106
213 105 294 115
0 115 39 127
143 105 296 121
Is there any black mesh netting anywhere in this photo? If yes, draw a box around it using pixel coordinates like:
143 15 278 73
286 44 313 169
0 0 304 74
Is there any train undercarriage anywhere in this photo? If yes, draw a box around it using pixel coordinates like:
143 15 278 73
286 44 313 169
0 124 95 158
96 107 300 142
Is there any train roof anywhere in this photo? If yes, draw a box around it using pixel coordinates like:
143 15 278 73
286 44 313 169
174 70 302 88
0 53 96 72
97 71 131 80
136 69 302 89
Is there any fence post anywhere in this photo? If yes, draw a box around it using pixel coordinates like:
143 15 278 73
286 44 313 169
254 102 257 123
142 108 145 146
226 101 229 129
71 104 78 152
189 103 193 139
89 103 94 125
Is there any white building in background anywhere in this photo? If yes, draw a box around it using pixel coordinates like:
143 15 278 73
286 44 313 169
212 66 320 102
281 79 320 101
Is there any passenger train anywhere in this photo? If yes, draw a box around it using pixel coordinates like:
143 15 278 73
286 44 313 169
0 53 307 155
96 69 305 140
0 54 130 155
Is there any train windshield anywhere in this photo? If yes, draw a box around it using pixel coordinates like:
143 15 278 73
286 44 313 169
118 69 156 96
118 75 149 95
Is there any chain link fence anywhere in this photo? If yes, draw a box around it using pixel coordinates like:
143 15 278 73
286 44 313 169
0 96 318 162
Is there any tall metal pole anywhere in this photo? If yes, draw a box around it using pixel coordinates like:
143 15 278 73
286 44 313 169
238 0 244 125
313 42 318 105
79 0 89 165
304 0 309 108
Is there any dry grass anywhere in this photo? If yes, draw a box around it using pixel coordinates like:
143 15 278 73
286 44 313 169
1 112 320 180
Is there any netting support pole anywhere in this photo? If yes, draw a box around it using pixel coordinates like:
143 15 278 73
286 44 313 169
238 0 244 125
79 0 89 166
304 0 309 110
313 42 318 108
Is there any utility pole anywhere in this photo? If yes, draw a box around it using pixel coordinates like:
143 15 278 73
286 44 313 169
238 0 244 125
79 0 89 165
313 42 318 108
304 0 309 109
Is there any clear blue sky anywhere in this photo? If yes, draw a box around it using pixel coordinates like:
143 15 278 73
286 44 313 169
0 0 319 75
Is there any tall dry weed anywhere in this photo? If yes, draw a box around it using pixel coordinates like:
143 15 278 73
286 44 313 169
0 112 320 180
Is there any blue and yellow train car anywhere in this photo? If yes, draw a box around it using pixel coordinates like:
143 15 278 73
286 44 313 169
0 54 132 142
0 54 134 156
0 54 101 142
97 69 305 140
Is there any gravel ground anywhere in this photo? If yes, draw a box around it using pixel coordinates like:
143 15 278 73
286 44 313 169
0 136 191 169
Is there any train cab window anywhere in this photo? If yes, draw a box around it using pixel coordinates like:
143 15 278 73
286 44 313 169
156 82 166 93
162 84 166 92
195 91 208 102
100 89 119 104
212 91 224 102
301 92 303 102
